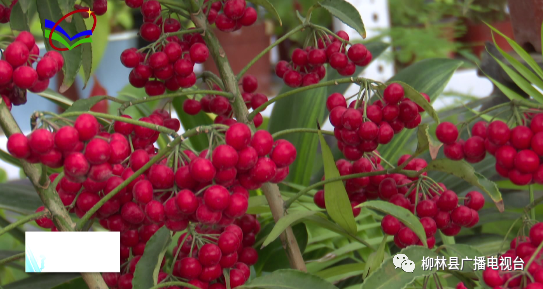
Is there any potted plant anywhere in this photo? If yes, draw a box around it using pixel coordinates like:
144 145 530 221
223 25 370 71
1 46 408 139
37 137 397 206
386 0 465 68
457 0 514 56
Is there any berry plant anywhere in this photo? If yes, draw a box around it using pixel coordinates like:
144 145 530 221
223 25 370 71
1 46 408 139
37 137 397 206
0 1 543 289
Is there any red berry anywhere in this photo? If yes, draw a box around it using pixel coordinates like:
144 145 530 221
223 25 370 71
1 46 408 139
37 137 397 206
436 122 458 145
515 149 540 173
381 215 401 235
241 75 258 93
329 52 348 69
238 247 258 265
437 190 458 211
212 145 239 169
5 41 29 67
291 48 308 66
487 120 510 145
190 43 209 63
482 267 504 287
36 57 59 79
75 114 99 141
204 185 230 211
7 133 30 158
174 257 202 279
148 164 174 189
416 200 438 218
190 158 216 182
463 136 485 158
451 205 473 226
225 123 251 150
511 125 533 149
383 83 404 104
464 191 484 211
283 70 302 87
140 23 161 42
140 0 161 19
13 66 37 89
240 6 257 26
397 227 419 246
270 140 297 168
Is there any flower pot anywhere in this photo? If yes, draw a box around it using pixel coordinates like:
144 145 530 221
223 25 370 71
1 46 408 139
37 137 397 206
458 17 514 57
203 22 272 94
507 0 543 53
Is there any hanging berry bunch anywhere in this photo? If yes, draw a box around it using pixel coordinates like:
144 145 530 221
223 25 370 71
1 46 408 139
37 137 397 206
7 109 296 288
205 0 257 30
0 31 64 109
276 30 373 88
327 82 431 160
439 112 543 186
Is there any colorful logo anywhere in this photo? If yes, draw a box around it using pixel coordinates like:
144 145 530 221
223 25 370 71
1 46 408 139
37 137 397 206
44 9 97 51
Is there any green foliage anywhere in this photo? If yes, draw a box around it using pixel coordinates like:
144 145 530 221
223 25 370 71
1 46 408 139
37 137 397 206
133 227 172 289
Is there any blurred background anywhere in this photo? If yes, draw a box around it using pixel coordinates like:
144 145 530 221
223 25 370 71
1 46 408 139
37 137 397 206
0 0 534 181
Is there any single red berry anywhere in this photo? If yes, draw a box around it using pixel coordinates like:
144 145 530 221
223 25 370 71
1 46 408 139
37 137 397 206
241 75 258 93
28 128 54 154
397 227 419 246
5 41 29 67
291 48 308 66
212 144 239 169
225 123 252 150
511 125 533 149
416 200 438 218
13 66 37 89
270 140 297 168
174 257 202 279
451 205 473 226
190 157 216 182
381 215 401 235
329 52 348 69
437 190 458 211
482 267 504 287
283 70 302 87
190 43 209 63
515 149 540 173
463 136 485 158
204 185 230 211
487 120 510 145
140 0 161 19
224 0 246 19
75 114 99 141
436 122 458 145
240 6 257 26
148 164 174 189
464 191 484 211
383 83 404 104
420 217 437 237
7 133 30 158
238 247 258 265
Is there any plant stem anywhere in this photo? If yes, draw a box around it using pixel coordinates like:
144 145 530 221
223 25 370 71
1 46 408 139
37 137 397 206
56 111 177 137
462 102 510 125
237 25 305 80
248 77 371 120
272 128 334 139
530 185 536 220
284 169 418 208
0 252 25 267
75 125 217 230
119 90 234 113
191 10 307 271
0 211 46 239
0 101 109 289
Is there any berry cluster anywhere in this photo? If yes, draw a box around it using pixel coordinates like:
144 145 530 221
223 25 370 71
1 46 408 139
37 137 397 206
9 113 296 288
438 114 543 186
121 27 209 96
204 0 257 31
98 216 260 289
183 75 266 128
275 31 373 88
327 83 430 161
480 223 543 289
0 32 64 108
75 0 108 17
313 152 485 249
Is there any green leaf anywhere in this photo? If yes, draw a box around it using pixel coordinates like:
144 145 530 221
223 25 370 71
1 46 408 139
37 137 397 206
364 236 388 278
73 14 92 88
10 0 32 31
0 148 22 168
172 95 212 151
19 0 34 13
246 0 282 26
415 124 430 154
487 23 543 81
238 269 339 289
4 273 81 289
318 0 366 38
0 184 43 214
262 211 317 247
0 168 7 183
491 34 543 100
57 0 77 17
487 51 543 103
51 277 88 289
133 226 172 289
63 96 107 114
268 72 328 186
256 223 308 273
481 71 525 101
36 89 74 109
318 126 357 234
358 200 427 247
316 263 366 283
303 211 374 249
360 246 438 289
442 244 487 288
37 0 82 92
392 81 439 124
0 215 26 243
423 159 504 212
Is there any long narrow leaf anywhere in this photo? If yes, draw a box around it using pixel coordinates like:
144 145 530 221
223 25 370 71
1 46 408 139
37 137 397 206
481 71 526 101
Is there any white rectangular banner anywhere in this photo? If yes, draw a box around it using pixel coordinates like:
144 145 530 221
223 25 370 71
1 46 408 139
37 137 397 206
25 232 120 273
